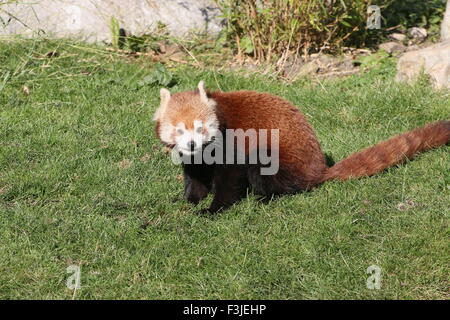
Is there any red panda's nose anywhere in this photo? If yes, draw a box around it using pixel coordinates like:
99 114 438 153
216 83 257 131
187 140 196 151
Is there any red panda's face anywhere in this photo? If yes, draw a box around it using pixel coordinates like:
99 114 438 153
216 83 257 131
171 118 219 155
153 81 220 156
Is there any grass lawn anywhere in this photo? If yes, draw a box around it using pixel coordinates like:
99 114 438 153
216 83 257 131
0 38 448 299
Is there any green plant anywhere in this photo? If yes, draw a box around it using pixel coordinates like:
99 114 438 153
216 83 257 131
380 0 446 30
137 62 175 88
216 0 371 61
379 0 447 40
215 0 448 61
355 50 390 69
110 16 121 49
109 18 172 52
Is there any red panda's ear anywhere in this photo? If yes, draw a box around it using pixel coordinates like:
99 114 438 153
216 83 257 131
153 88 171 121
198 80 217 110
198 81 208 104
160 88 171 104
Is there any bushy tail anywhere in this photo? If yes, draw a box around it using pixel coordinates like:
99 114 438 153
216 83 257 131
322 120 450 182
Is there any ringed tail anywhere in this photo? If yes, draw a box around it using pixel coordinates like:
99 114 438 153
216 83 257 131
322 120 450 182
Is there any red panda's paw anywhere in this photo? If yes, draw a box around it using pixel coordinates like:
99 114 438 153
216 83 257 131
198 206 223 215
184 181 209 205
198 208 212 215
185 195 204 205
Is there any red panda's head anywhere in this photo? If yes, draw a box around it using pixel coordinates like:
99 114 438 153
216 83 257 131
153 81 220 156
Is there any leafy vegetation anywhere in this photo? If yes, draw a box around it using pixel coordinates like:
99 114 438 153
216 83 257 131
215 0 448 61
216 0 370 61
381 0 447 39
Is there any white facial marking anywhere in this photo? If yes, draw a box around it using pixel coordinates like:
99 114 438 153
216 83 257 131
171 119 219 155
174 122 201 155
159 122 176 145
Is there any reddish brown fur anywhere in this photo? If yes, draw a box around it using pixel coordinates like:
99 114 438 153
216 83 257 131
323 120 450 181
155 87 450 213
210 90 328 189
208 91 449 186
162 91 216 130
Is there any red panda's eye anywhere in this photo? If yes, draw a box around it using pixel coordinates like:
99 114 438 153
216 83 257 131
196 127 203 134
176 129 184 135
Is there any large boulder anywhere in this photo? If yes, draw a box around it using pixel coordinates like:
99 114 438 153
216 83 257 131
0 0 223 42
396 41 450 89
379 41 406 54
396 0 450 89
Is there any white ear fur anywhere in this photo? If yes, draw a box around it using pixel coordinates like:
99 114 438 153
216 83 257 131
160 88 171 105
198 80 209 104
153 88 171 121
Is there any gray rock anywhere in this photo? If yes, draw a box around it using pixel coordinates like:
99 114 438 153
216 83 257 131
389 33 406 42
405 44 420 52
288 53 359 80
396 40 450 89
408 27 427 43
0 0 223 42
296 61 320 78
379 41 406 54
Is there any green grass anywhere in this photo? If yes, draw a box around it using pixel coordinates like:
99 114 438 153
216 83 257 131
0 38 449 300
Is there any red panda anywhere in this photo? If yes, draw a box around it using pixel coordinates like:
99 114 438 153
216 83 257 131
153 81 450 213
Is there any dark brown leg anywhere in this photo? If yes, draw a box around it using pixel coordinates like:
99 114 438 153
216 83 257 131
206 165 248 213
183 163 214 205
